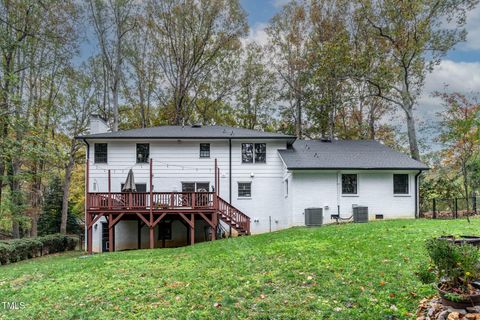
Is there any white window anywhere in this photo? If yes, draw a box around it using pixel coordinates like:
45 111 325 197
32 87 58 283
241 143 266 163
393 174 409 194
94 143 108 163
182 182 210 192
136 143 149 163
238 182 252 198
199 143 210 158
284 179 289 197
342 174 358 195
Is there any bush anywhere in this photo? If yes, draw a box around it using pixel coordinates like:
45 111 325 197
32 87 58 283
0 234 78 265
425 238 480 294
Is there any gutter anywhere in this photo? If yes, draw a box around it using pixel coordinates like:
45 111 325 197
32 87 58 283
75 136 297 142
285 167 430 171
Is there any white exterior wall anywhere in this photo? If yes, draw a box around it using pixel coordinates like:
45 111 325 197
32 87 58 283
87 138 289 251
85 137 420 252
289 170 418 226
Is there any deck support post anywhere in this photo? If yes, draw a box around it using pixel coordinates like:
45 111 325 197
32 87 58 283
214 159 217 196
149 226 154 249
190 213 195 245
217 167 220 196
87 212 93 254
212 212 217 240
108 214 113 252
108 170 111 209
149 158 154 249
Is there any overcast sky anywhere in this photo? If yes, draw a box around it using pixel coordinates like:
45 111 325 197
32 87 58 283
240 0 480 150
79 1 479 149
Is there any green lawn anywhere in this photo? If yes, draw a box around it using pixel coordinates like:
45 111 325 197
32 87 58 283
1 219 479 319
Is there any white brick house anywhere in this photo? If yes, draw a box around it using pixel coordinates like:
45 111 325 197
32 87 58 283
78 119 428 253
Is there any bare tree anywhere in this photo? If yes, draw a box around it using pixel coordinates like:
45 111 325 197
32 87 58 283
357 0 478 160
266 1 311 138
59 65 96 234
123 6 160 128
88 0 136 131
148 0 248 125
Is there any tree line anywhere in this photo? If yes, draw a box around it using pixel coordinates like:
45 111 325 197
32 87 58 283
0 0 478 238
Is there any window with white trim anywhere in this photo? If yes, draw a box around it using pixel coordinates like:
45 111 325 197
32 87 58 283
342 174 358 194
200 143 210 158
238 182 252 198
393 174 409 194
94 143 108 163
136 143 149 163
241 143 266 163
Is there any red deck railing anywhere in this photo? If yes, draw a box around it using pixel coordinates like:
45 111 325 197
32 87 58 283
87 192 215 210
217 197 251 234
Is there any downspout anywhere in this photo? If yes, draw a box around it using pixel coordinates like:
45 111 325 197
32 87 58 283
229 138 232 204
229 139 232 237
83 139 90 251
414 170 422 219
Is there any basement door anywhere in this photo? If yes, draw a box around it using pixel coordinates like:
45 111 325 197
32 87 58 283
101 222 109 252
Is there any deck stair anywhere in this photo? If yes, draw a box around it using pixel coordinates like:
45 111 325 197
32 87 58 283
217 196 251 235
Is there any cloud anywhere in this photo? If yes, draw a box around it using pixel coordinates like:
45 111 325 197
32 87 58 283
463 5 480 50
418 59 480 117
410 59 480 149
242 22 269 46
271 0 290 8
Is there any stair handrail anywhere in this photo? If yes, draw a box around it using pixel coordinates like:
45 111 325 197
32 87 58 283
216 196 251 234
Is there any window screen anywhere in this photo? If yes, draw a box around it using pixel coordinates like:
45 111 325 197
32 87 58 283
242 143 266 163
182 182 210 192
238 182 252 198
136 143 149 163
242 143 254 163
182 183 195 192
196 183 209 192
254 143 266 163
200 143 210 158
342 174 357 194
94 143 108 163
393 174 409 194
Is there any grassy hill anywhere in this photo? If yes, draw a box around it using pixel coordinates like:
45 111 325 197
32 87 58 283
1 219 479 319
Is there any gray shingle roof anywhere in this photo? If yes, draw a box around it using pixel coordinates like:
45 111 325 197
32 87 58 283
77 125 296 140
278 140 429 170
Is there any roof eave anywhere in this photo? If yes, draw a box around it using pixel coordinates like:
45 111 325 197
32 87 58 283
76 135 297 141
286 167 430 171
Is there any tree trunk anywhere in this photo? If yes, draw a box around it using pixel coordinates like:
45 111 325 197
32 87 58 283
112 83 119 132
295 95 302 138
404 106 420 160
368 106 376 140
60 154 75 234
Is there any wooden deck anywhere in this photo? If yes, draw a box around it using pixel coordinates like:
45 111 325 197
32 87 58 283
88 192 216 212
86 191 251 253
85 158 251 254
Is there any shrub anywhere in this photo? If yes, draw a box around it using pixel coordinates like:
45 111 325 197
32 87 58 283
425 238 480 294
0 234 79 265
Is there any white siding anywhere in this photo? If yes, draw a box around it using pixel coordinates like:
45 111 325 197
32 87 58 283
86 138 419 251
87 138 289 248
290 170 417 226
